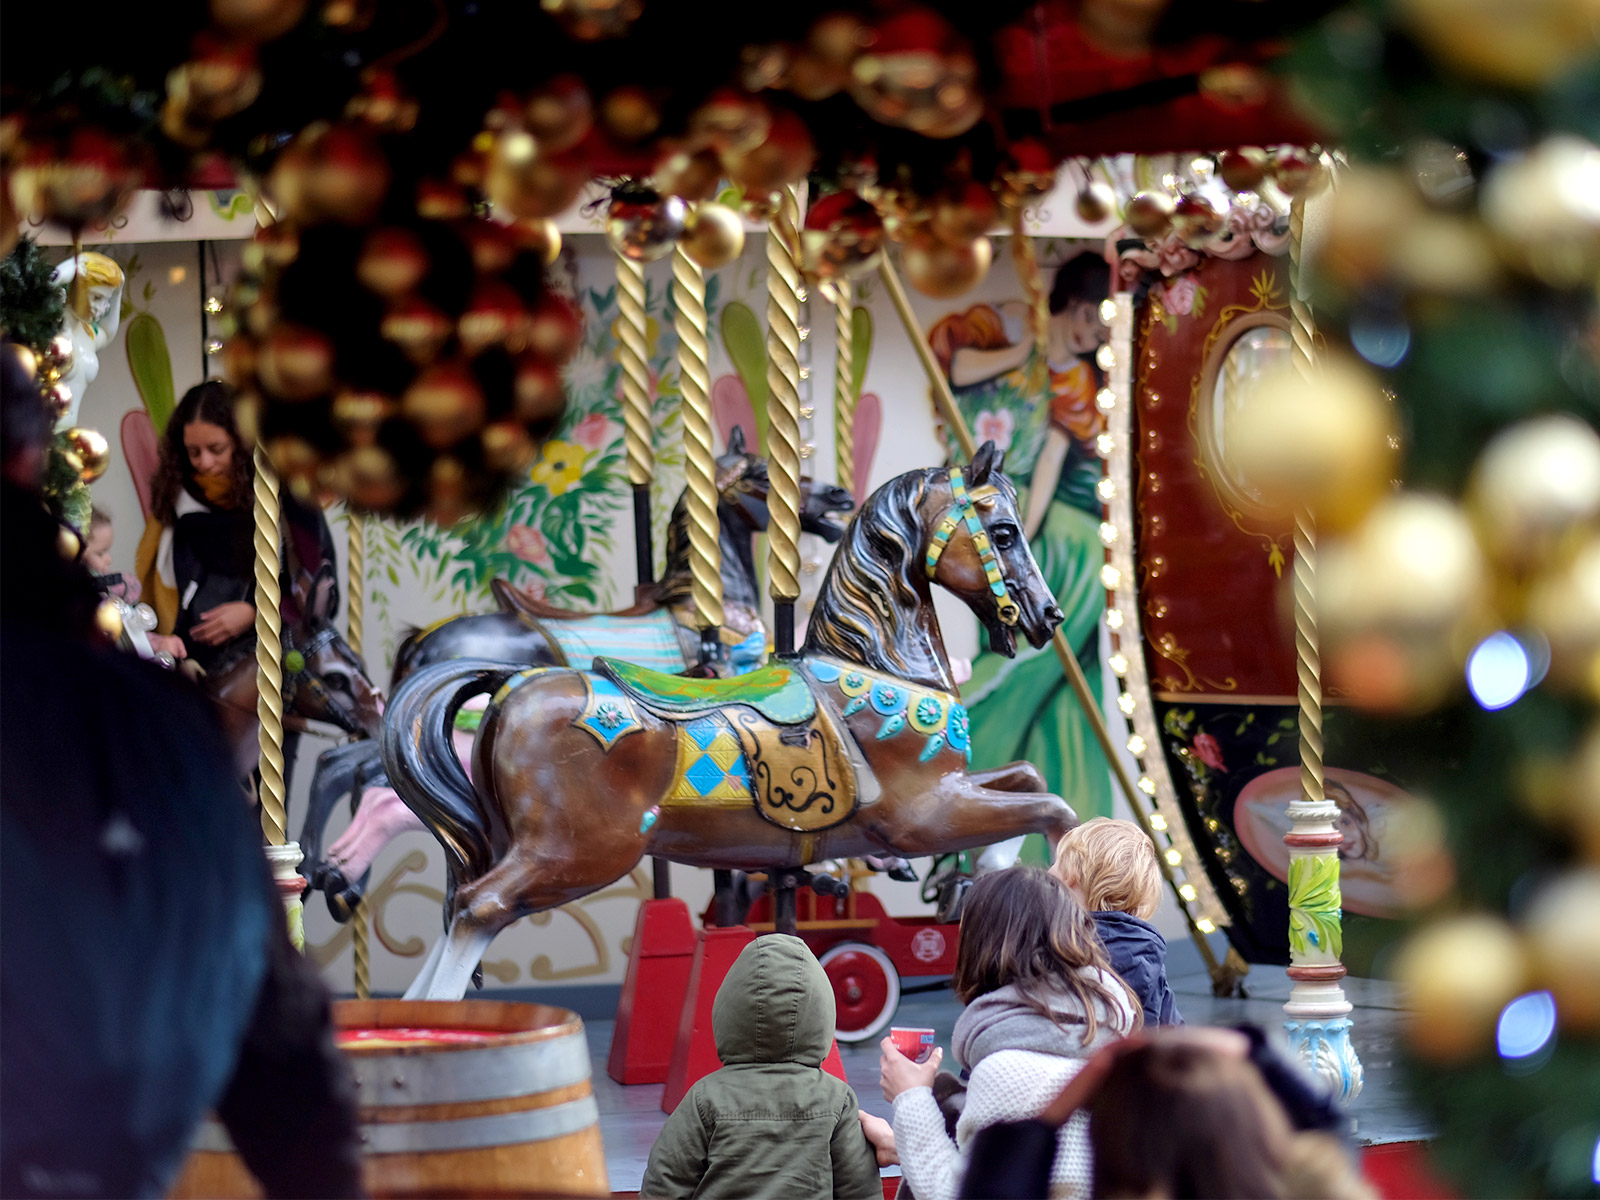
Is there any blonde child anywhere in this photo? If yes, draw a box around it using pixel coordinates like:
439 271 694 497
86 508 187 660
1052 818 1182 1027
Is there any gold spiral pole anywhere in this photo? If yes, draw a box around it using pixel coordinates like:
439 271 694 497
674 243 723 638
1007 201 1051 395
765 185 804 654
346 511 371 1001
833 278 856 499
618 255 653 489
1288 198 1323 813
254 447 287 846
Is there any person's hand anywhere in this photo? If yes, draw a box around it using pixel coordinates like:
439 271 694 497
191 601 254 645
859 1111 899 1167
880 1036 942 1102
149 634 187 659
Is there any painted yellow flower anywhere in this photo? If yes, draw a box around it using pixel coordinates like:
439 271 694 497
530 439 589 495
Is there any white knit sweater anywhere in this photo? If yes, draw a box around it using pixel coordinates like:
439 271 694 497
891 1050 1094 1200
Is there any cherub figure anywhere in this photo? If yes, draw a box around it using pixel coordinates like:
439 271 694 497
50 251 125 429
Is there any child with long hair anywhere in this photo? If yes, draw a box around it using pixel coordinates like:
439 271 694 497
869 867 1139 1200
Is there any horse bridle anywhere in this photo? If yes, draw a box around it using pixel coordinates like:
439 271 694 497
284 623 368 736
924 467 1021 627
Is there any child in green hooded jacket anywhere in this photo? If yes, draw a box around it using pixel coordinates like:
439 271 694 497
641 934 882 1200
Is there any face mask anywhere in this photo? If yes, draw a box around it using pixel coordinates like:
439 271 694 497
195 472 236 507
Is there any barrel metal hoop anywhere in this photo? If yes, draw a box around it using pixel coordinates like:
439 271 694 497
348 1033 593 1107
194 1095 600 1155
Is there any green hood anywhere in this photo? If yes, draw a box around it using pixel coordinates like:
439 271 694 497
712 934 834 1067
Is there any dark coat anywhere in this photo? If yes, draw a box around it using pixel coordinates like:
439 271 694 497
1092 911 1183 1028
641 935 881 1200
0 518 361 1198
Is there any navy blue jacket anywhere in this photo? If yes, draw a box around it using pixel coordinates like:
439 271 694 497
1093 911 1183 1027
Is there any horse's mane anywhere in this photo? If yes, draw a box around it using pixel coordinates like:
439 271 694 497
805 468 947 688
653 493 696 606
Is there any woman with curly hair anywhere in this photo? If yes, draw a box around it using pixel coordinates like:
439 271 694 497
136 381 336 674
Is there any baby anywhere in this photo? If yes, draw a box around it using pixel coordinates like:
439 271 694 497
1052 818 1182 1027
85 508 186 660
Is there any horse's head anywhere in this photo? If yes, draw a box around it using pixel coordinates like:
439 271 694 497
284 564 385 739
716 425 854 541
284 620 386 739
924 440 1064 657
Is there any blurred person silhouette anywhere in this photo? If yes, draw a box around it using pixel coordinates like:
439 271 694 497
0 343 363 1199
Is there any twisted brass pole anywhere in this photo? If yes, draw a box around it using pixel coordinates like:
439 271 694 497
254 447 287 846
346 510 371 1001
1288 198 1323 814
1007 201 1051 395
765 185 804 655
617 253 656 589
833 279 856 499
674 243 723 647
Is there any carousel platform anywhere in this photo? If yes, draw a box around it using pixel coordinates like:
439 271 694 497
524 934 1432 1196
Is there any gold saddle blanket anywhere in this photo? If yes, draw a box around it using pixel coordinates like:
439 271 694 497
593 657 875 834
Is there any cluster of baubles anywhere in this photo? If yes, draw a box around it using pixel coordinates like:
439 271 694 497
221 115 576 522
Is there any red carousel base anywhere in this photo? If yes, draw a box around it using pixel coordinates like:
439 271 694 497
606 898 698 1085
661 924 846 1113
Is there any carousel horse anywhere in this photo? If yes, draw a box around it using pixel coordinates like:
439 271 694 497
203 562 385 784
299 431 853 916
385 441 1076 1000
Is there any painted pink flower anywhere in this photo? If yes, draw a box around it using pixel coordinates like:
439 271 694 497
506 524 551 567
1193 731 1226 772
1164 275 1198 316
570 412 615 452
974 408 1015 452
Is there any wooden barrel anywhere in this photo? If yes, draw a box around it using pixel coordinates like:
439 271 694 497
170 999 609 1198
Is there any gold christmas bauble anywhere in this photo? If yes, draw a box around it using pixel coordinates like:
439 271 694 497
166 47 262 125
210 0 307 41
1467 413 1600 582
689 89 771 157
931 182 999 245
652 149 723 204
256 324 335 401
403 362 486 449
721 109 816 194
481 420 536 472
600 86 662 144
1222 354 1398 531
680 203 745 270
605 188 687 263
426 456 472 527
270 122 390 227
380 297 453 365
1391 915 1528 1061
1315 167 1422 289
526 292 582 364
849 11 982 138
334 444 405 512
457 281 526 357
523 75 592 155
514 355 566 424
1073 180 1118 225
62 426 110 483
1218 147 1269 193
485 136 589 220
1574 725 1600 863
1270 146 1330 198
540 0 643 40
265 434 322 498
330 389 395 446
1170 193 1223 246
95 598 123 641
1524 868 1600 1030
1395 0 1600 88
10 129 143 229
512 217 563 268
1526 539 1600 696
801 189 886 281
356 227 429 299
1123 190 1175 239
1482 136 1600 288
901 232 992 299
1319 494 1492 712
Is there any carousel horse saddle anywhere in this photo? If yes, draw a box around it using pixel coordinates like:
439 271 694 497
594 656 815 726
595 657 874 835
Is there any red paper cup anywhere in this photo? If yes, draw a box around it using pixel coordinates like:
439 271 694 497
889 1026 937 1063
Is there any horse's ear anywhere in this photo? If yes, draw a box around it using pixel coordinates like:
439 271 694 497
969 439 1001 487
311 572 335 624
727 425 746 455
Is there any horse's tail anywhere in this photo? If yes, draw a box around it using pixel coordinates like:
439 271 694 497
381 659 521 898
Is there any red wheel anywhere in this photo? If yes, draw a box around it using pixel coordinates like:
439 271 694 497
819 941 901 1044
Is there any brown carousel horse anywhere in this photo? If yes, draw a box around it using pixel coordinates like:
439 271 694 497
384 441 1075 999
204 563 385 784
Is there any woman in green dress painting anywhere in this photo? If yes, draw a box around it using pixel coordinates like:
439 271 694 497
929 251 1114 869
